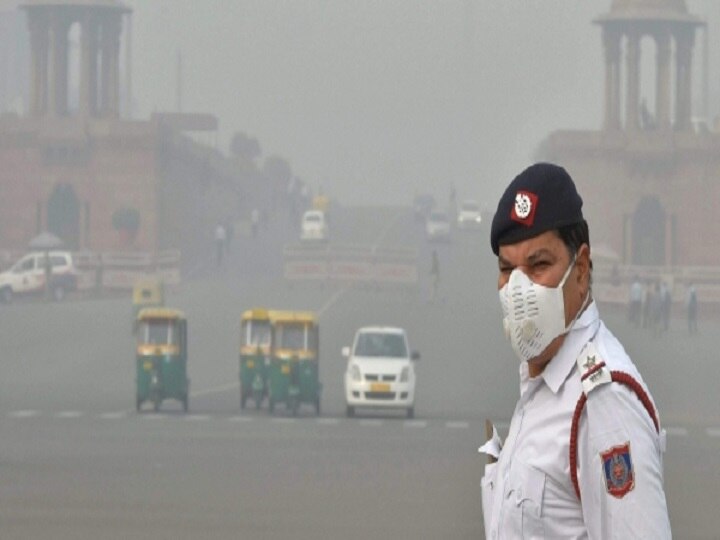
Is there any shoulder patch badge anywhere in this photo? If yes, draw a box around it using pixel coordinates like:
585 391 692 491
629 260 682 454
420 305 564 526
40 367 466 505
601 442 634 498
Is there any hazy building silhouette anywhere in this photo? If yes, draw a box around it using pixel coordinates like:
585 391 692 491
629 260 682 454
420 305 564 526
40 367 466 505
540 0 718 267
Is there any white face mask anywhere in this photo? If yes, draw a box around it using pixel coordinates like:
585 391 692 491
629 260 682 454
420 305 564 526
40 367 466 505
498 258 577 363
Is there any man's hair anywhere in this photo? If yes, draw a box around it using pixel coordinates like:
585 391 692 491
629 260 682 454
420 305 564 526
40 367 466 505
556 219 593 274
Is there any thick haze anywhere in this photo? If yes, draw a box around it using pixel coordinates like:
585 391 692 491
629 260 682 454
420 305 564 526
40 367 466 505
128 0 720 206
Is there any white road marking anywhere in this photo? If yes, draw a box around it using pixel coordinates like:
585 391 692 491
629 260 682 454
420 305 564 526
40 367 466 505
445 421 470 429
706 427 720 438
359 419 383 427
191 381 239 398
228 416 254 423
7 410 40 418
271 417 297 424
184 414 211 421
665 426 688 437
316 418 340 425
55 411 83 418
142 413 167 420
98 412 127 420
404 420 427 428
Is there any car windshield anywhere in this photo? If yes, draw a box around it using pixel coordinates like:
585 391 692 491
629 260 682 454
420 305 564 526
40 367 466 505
354 332 407 358
430 212 447 222
304 213 322 223
461 202 479 212
138 320 178 346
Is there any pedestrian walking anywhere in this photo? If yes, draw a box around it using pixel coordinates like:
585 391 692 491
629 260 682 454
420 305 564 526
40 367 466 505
628 274 642 327
214 223 226 267
429 249 440 302
686 283 698 334
480 163 670 538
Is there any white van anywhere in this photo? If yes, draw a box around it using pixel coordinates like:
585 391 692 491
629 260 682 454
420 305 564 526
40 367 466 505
300 210 329 242
343 326 420 418
0 251 78 303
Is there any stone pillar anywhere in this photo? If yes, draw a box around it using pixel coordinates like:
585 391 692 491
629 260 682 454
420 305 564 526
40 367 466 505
106 16 122 118
79 15 99 117
99 16 121 117
675 30 694 131
602 27 622 130
46 14 59 116
27 14 49 116
625 31 641 132
655 30 672 130
53 17 70 116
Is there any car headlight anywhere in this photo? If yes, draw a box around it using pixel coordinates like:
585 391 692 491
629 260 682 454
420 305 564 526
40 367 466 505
349 364 361 382
399 366 409 382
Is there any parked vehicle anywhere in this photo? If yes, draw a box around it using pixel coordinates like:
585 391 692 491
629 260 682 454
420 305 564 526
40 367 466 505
343 326 420 418
135 308 189 412
0 250 77 303
267 310 321 415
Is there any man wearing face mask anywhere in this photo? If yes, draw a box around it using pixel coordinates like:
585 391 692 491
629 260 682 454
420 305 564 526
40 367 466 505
479 163 670 539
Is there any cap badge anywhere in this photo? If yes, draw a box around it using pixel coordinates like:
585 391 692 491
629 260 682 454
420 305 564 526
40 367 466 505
510 190 538 226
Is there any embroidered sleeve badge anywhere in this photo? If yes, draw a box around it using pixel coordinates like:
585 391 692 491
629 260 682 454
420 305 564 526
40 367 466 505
600 442 634 498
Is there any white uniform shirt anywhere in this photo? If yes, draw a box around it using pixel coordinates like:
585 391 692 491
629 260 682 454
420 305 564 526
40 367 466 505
481 301 670 539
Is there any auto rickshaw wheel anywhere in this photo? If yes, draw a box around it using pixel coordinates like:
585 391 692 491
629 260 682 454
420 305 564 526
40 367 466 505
153 397 161 412
268 398 275 414
240 391 247 410
346 405 355 418
182 395 189 413
315 397 321 416
406 407 415 419
135 397 142 412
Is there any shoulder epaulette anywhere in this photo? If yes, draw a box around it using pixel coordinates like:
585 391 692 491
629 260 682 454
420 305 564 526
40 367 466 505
570 341 660 500
575 341 612 395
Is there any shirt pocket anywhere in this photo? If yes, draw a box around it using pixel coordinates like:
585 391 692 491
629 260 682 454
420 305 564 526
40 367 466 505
506 461 546 539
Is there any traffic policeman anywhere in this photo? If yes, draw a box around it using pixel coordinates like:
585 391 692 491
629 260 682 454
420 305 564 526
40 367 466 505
480 163 671 538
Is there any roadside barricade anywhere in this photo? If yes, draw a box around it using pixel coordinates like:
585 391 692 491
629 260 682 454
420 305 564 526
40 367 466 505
74 250 181 291
284 244 417 287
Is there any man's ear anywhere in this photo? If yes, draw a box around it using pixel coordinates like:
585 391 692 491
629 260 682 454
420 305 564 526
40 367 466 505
576 244 591 291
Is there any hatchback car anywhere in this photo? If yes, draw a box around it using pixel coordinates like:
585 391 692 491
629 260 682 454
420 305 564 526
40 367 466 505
457 199 482 229
425 210 451 242
300 210 329 242
343 326 420 418
0 251 78 303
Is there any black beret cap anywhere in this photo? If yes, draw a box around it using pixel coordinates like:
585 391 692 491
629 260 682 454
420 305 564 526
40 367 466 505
490 163 584 255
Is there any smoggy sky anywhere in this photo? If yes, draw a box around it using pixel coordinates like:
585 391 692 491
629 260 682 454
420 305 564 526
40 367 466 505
125 0 720 206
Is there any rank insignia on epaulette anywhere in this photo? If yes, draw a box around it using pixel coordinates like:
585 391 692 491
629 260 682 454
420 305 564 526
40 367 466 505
600 442 634 498
576 342 612 394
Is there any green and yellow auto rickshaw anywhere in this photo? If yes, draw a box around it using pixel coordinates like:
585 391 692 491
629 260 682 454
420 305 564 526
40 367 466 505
135 308 189 412
132 277 165 331
239 308 272 409
267 310 321 415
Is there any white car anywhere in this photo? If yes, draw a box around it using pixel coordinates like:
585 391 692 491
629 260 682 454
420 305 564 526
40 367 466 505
300 210 329 241
457 199 482 229
343 326 420 418
0 250 78 303
425 210 451 242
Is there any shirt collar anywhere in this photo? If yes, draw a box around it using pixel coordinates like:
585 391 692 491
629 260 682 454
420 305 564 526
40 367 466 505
539 300 600 394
